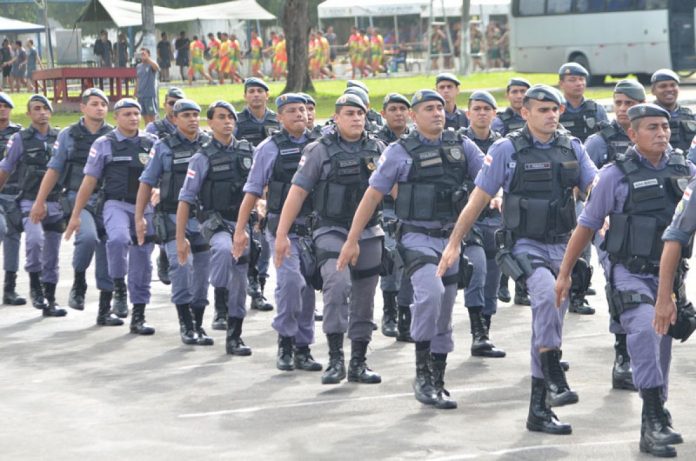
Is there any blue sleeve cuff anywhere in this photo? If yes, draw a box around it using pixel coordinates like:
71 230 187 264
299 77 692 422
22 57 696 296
291 173 315 192
662 227 692 246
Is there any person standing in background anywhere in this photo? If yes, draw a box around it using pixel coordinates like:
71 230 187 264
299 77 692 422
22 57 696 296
157 32 173 83
116 33 129 68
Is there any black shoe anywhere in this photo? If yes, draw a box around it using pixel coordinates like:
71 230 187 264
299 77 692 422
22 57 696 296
469 307 506 358
96 291 123 326
586 286 597 296
431 355 457 409
192 307 214 346
129 303 155 335
157 250 171 285
3 271 26 305
294 346 322 371
246 274 261 298
277 335 295 371
540 349 578 407
396 305 414 343
68 270 87 311
212 287 228 330
613 334 636 391
321 333 346 384
381 291 398 337
526 377 572 435
226 317 252 356
514 281 531 306
42 282 67 317
176 304 197 345
569 295 595 315
112 277 128 318
29 271 47 309
413 346 437 405
498 274 511 303
250 293 273 311
640 387 679 457
347 340 381 384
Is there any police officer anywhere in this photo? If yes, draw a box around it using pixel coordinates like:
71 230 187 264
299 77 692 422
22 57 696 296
557 103 694 457
344 87 380 134
492 77 530 136
177 100 253 356
136 99 213 346
651 68 696 152
297 92 322 138
558 62 609 142
338 89 484 408
235 77 279 312
439 85 597 433
435 73 469 130
462 90 506 358
0 92 24 306
233 93 321 372
0 94 65 317
375 92 410 144
346 80 384 128
65 98 158 335
29 88 118 325
275 93 383 386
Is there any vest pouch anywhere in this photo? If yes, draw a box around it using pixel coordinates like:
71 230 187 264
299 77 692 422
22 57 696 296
324 182 348 219
604 214 628 254
559 161 579 188
266 180 287 214
211 182 235 212
522 198 550 239
125 168 142 203
521 164 553 192
159 171 175 204
502 195 522 229
412 183 436 220
628 215 657 258
21 164 45 199
630 180 663 203
556 194 577 232
682 120 696 137
394 183 413 219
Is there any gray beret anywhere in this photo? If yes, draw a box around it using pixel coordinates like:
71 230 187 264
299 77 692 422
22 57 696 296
524 85 563 105
382 92 411 109
346 80 369 94
435 72 460 86
627 103 670 122
166 87 185 99
411 89 445 108
173 99 201 114
335 93 367 112
206 100 237 120
81 88 108 105
244 77 270 91
559 62 589 78
28 94 53 112
0 92 15 109
614 79 646 102
651 68 680 84
507 77 531 91
344 87 370 106
469 90 497 109
113 98 141 112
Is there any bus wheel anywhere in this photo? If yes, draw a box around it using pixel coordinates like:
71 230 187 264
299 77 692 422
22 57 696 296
636 73 652 85
571 54 604 86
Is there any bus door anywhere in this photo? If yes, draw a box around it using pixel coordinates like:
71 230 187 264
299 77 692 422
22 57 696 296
669 0 696 70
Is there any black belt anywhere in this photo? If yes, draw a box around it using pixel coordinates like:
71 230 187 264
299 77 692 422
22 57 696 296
400 223 452 238
289 223 309 237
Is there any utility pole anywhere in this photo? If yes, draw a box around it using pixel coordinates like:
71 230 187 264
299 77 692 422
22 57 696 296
141 0 156 54
35 0 54 67
458 0 471 75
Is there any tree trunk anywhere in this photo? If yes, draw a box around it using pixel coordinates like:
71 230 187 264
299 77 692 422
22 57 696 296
282 0 314 93
141 0 156 54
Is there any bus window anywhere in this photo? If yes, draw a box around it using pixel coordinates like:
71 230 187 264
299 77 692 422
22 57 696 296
518 0 545 16
606 0 633 10
548 0 573 14
575 0 605 13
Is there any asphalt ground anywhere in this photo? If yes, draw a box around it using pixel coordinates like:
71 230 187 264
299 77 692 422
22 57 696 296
1 241 696 460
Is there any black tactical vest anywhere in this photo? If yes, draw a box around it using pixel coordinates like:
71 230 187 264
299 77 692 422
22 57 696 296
158 132 210 213
444 108 469 131
0 123 22 194
375 125 409 145
465 127 502 154
313 131 381 229
16 127 59 201
235 109 280 147
503 129 580 243
559 100 600 142
395 130 472 222
199 138 254 220
497 107 525 135
101 132 154 203
597 121 631 166
668 106 696 152
266 129 318 226
366 109 384 128
603 148 692 272
62 121 113 192
152 119 176 140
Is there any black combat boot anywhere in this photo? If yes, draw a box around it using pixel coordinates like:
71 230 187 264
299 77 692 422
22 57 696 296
157 249 170 285
526 377 572 435
226 317 252 356
468 306 506 358
613 334 636 391
396 304 414 342
42 282 67 317
431 353 457 409
112 277 128 318
413 342 437 405
3 271 26 305
249 277 273 311
130 303 155 335
212 287 228 330
321 333 346 384
347 340 381 383
277 335 295 371
514 280 531 306
29 271 47 309
497 274 511 303
540 349 578 407
96 291 123 326
176 304 197 345
68 270 87 310
294 345 322 371
314 307 323 321
381 290 398 337
640 387 679 457
193 307 213 346
568 292 595 315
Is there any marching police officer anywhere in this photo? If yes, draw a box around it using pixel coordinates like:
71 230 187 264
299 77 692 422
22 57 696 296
275 93 384 386
177 100 253 356
29 88 117 324
338 89 485 408
557 103 694 457
235 77 278 312
462 90 506 358
558 62 609 142
0 94 65 317
297 92 323 138
0 92 24 306
233 93 321 372
492 77 530 136
651 68 696 152
343 87 381 134
438 85 597 433
136 99 213 346
65 98 158 335
346 80 384 128
435 73 469 130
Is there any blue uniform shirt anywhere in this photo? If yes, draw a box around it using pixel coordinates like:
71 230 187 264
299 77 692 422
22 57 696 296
664 177 696 246
84 129 157 179
139 130 205 187
492 108 525 136
179 137 242 205
243 131 307 197
584 120 630 169
48 118 110 173
145 117 176 138
0 127 52 175
564 98 609 125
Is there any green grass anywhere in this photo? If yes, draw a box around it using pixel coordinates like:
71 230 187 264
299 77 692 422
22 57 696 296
6 71 620 128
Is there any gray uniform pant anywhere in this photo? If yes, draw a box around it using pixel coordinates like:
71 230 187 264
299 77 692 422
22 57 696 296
463 243 486 308
0 194 20 273
163 216 210 309
380 210 403 293
478 219 502 316
20 200 63 284
208 220 248 319
69 193 112 291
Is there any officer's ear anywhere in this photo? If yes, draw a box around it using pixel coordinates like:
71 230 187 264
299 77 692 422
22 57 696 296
520 104 530 121
559 104 566 115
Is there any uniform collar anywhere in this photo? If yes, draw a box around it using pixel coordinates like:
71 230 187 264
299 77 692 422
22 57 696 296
564 97 587 111
114 128 142 141
416 130 442 146
175 129 200 144
243 107 268 123
631 147 669 169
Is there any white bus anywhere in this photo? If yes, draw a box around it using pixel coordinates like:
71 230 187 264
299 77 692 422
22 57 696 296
509 0 696 85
